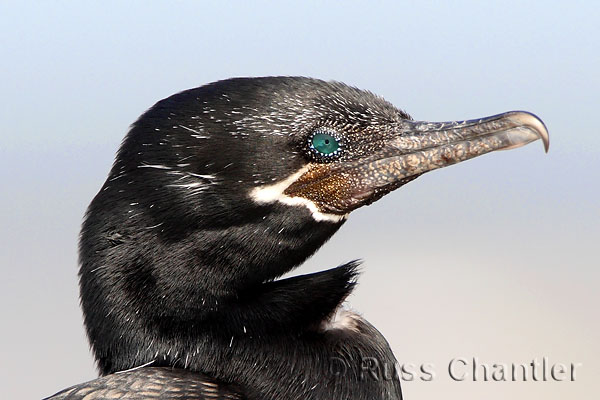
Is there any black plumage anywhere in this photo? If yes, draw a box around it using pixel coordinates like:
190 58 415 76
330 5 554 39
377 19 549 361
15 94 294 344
46 77 548 399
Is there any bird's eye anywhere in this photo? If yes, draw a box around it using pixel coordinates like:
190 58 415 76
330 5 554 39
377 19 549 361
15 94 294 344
308 129 343 161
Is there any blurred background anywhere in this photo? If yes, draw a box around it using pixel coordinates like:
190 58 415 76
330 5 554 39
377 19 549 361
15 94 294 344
1 1 598 399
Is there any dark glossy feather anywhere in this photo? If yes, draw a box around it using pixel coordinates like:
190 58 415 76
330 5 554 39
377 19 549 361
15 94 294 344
46 367 244 400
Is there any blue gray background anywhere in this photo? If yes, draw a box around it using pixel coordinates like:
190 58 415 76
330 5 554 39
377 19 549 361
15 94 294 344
1 1 598 398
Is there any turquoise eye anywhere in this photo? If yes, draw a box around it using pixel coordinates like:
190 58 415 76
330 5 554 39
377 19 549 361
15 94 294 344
307 129 344 162
309 130 343 160
312 133 339 154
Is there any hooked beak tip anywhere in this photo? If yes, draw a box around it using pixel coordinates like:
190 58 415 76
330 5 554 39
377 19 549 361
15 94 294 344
507 111 550 153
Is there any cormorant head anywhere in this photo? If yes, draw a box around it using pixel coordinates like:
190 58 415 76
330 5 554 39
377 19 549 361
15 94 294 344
97 76 549 225
79 77 548 374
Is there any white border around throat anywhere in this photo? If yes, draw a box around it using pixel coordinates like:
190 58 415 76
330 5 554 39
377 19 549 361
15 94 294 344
249 166 347 223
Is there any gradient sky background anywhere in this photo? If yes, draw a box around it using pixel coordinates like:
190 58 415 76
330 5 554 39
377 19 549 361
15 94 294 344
1 1 598 399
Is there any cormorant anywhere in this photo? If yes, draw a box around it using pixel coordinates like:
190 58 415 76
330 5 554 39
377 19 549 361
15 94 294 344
46 77 549 400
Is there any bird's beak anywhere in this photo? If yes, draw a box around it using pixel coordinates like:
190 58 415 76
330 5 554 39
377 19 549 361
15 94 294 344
285 111 549 215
